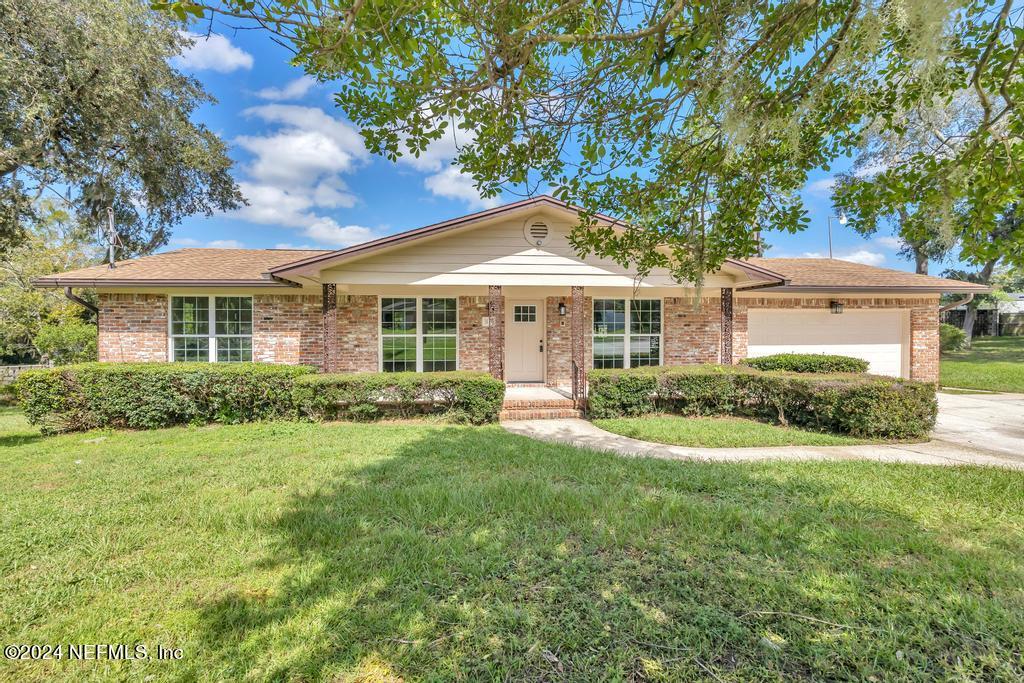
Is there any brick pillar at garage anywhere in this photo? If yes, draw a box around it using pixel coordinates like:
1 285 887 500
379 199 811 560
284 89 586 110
487 285 504 380
570 285 585 403
322 283 340 373
721 287 734 364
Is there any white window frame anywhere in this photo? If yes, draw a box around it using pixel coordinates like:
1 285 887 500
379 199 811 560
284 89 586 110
167 295 254 363
378 296 459 373
592 298 663 369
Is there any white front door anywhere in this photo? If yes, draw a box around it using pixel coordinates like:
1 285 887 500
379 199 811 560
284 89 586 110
506 300 545 382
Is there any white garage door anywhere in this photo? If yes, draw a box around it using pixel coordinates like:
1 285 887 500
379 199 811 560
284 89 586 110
747 309 910 378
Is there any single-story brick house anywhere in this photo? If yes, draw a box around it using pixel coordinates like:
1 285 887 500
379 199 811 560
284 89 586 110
37 196 984 397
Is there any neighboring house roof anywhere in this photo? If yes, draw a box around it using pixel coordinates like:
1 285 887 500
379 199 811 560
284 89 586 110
32 248 328 288
745 258 989 293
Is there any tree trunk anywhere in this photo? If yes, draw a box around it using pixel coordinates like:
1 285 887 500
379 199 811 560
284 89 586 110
961 258 998 346
913 247 928 275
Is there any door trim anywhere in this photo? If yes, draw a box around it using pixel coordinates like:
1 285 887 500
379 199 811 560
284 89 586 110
505 299 546 383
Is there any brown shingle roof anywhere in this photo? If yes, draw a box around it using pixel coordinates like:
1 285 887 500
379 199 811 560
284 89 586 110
745 258 988 292
33 248 329 287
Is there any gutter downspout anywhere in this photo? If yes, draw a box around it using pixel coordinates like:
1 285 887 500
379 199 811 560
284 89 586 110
938 292 974 314
64 287 98 315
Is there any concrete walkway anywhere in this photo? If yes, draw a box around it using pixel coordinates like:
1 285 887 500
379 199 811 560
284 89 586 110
503 392 1024 469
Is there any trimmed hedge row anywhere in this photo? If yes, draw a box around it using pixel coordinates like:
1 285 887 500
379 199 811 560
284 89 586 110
17 362 314 434
17 363 507 433
741 353 869 373
589 365 936 439
292 371 504 424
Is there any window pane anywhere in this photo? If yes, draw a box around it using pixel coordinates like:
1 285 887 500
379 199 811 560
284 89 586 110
593 336 624 369
630 335 660 367
382 298 417 335
216 337 252 362
171 296 209 336
593 299 625 334
173 337 209 362
422 298 457 334
215 297 253 336
630 300 661 334
513 305 537 323
382 335 416 372
423 335 456 372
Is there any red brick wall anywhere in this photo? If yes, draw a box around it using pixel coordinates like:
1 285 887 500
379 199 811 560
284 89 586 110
733 295 941 382
545 295 592 386
336 294 378 372
663 296 722 365
253 294 323 368
459 296 489 372
98 293 168 362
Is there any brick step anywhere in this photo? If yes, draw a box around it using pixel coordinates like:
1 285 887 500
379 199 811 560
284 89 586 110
502 398 576 410
500 408 584 421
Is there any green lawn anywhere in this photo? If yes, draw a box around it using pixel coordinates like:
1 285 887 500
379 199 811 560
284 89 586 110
941 335 1024 393
2 410 1024 681
594 415 871 448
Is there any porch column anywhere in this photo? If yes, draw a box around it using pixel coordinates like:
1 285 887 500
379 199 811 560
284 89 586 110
720 287 734 364
487 285 504 380
322 283 339 373
570 286 585 399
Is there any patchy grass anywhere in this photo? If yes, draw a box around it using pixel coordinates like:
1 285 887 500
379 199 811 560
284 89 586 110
593 415 871 448
1 413 1023 681
942 336 1024 393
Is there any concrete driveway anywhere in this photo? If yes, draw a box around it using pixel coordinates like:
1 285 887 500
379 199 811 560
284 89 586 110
934 391 1024 458
502 391 1024 469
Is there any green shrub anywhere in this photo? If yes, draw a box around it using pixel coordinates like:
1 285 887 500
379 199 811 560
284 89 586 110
35 320 97 364
292 371 505 424
741 353 869 373
587 365 936 439
16 362 314 433
940 323 967 352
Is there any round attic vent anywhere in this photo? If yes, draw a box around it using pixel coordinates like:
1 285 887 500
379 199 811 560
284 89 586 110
523 218 550 246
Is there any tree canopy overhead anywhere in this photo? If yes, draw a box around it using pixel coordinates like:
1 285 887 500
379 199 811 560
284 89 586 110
162 0 1021 284
1 0 244 256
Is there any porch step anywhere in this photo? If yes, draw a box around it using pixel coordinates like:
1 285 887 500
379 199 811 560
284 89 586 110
502 398 576 410
500 408 584 421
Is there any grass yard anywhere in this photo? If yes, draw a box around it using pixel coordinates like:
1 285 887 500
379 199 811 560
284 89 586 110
942 335 1024 393
594 415 872 448
2 409 1024 681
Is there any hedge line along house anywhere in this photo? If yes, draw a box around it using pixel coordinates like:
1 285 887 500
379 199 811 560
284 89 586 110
37 196 985 416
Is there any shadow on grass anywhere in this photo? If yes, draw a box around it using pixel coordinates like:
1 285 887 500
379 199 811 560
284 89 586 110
193 426 1024 681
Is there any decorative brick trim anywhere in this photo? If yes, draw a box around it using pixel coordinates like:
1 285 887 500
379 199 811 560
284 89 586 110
721 288 734 365
487 285 504 380
570 286 585 398
322 284 339 372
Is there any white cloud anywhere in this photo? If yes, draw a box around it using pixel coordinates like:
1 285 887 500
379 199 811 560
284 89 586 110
804 177 836 197
171 237 245 249
256 75 317 101
800 249 886 266
424 166 500 210
174 32 253 73
393 117 499 208
228 107 374 248
875 236 903 249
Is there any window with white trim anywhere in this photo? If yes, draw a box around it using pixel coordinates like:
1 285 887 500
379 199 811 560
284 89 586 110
593 299 661 369
170 296 253 362
381 297 457 372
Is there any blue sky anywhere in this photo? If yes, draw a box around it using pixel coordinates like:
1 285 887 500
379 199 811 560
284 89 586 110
169 26 913 271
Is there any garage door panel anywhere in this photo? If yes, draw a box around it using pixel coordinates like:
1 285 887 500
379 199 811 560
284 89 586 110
747 309 909 378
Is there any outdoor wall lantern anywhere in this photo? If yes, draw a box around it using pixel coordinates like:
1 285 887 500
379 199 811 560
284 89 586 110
558 301 567 316
830 300 844 314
